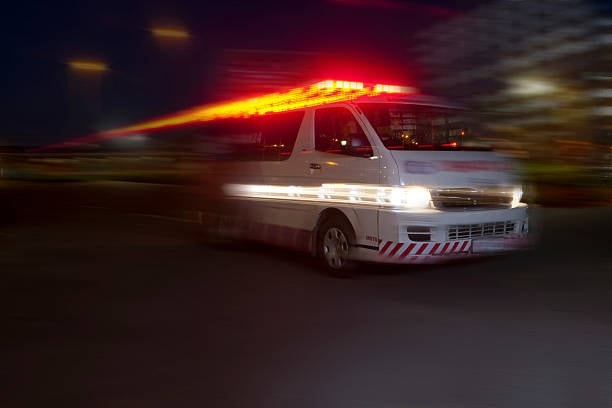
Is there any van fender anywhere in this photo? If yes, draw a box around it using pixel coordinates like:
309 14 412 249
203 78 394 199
310 206 364 257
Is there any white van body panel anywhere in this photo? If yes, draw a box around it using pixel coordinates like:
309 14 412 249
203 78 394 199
389 150 521 188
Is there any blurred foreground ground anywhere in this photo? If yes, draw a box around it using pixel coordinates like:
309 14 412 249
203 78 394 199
0 180 611 408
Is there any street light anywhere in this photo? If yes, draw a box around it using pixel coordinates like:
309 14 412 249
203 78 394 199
67 60 108 73
150 27 190 40
507 77 557 96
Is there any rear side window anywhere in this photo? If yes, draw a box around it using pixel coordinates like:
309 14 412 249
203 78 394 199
196 110 304 161
314 107 373 158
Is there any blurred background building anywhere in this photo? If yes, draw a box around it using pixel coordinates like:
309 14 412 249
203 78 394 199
407 0 611 164
214 49 322 99
201 0 611 167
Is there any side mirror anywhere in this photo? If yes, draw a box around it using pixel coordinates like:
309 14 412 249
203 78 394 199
347 134 373 158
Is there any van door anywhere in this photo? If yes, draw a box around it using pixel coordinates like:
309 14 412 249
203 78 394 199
307 106 381 186
304 105 382 249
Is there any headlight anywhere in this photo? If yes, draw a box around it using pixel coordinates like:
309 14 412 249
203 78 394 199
511 186 523 208
390 186 432 209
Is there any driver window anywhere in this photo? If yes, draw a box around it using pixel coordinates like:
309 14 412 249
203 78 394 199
314 107 372 157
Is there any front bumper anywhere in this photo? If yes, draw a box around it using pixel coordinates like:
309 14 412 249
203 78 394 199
353 204 531 264
354 233 530 264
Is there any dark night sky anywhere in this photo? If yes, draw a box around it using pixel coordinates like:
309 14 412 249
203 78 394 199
1 0 487 146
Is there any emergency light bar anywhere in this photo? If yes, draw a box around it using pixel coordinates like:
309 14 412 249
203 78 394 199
101 79 416 137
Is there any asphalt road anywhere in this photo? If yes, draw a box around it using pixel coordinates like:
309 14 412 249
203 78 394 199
1 181 611 408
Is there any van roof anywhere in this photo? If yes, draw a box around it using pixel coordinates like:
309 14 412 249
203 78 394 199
350 93 465 110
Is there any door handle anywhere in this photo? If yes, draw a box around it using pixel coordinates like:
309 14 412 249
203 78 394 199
309 163 321 170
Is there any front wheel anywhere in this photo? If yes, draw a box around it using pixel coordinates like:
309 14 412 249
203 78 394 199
317 217 355 277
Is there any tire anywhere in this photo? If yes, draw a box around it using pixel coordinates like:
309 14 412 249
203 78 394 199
317 216 356 277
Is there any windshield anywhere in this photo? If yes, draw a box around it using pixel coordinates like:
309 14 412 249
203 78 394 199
358 103 479 151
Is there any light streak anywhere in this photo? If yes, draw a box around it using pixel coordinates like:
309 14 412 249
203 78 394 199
222 183 433 210
97 79 415 137
32 79 416 152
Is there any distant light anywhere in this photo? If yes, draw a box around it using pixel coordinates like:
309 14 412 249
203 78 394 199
508 78 557 96
68 60 108 72
151 27 190 39
125 134 147 143
590 106 612 116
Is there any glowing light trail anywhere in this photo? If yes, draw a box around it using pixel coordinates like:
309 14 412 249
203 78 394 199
101 80 414 137
33 79 415 151
223 183 434 210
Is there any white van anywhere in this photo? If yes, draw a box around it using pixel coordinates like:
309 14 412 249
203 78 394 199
189 80 530 274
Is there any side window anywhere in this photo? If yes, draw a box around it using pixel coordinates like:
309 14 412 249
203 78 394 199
196 110 304 161
315 107 372 157
256 110 304 160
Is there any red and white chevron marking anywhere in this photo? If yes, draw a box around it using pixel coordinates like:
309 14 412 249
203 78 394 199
378 240 472 263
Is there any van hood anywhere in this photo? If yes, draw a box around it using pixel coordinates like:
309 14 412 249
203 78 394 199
388 150 522 188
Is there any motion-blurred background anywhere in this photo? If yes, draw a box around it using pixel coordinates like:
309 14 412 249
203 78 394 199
1 0 610 206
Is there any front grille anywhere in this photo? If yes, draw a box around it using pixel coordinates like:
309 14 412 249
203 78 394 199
448 221 516 240
431 188 513 209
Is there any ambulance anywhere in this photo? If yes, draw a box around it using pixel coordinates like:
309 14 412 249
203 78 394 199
183 79 530 274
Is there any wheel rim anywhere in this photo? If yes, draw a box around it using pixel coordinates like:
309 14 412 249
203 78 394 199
322 227 349 269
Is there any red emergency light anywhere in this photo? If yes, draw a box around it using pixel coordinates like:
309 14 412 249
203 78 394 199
31 79 416 152
100 79 416 137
